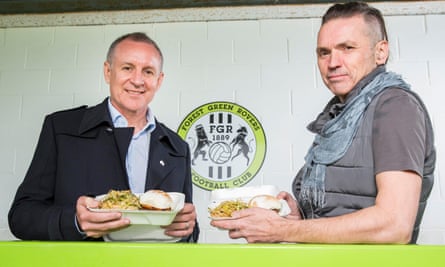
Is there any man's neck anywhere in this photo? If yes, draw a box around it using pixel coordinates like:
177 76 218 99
125 112 148 134
112 103 148 132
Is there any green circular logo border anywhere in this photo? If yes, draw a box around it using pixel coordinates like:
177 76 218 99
177 101 267 191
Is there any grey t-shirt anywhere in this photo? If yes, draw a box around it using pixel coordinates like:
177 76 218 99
372 88 428 176
294 68 435 244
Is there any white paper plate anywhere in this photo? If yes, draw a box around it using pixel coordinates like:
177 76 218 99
208 185 291 219
103 225 181 243
90 192 185 242
210 185 281 201
90 192 184 225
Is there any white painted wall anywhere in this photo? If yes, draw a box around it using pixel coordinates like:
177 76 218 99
0 2 444 244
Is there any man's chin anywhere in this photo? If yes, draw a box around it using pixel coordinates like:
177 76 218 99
328 86 353 100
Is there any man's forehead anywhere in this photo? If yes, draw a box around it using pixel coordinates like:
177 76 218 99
115 39 157 54
317 17 368 43
113 41 161 62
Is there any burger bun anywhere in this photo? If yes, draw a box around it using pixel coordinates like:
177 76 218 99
139 190 173 211
248 194 282 211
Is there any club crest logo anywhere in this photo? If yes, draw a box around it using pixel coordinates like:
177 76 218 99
177 102 266 191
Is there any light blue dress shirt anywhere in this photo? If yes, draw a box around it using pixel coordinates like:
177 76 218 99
108 100 156 193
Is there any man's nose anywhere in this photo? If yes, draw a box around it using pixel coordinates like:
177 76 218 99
328 50 341 69
131 72 144 87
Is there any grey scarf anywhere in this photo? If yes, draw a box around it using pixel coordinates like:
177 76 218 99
300 68 411 207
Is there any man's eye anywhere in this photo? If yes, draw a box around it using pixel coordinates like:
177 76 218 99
122 66 132 71
318 50 329 57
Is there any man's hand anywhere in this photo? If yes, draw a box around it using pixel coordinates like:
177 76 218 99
277 191 302 220
75 196 131 238
163 203 196 238
210 207 291 243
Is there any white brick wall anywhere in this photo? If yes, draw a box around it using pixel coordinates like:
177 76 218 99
0 3 444 244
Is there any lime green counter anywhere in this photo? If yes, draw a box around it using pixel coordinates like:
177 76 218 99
1 242 444 267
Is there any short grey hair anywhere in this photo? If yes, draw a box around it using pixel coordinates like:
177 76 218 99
106 32 164 70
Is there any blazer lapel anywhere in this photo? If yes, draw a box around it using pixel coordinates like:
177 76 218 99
78 98 133 177
78 98 112 136
147 140 175 188
146 122 185 189
113 127 134 172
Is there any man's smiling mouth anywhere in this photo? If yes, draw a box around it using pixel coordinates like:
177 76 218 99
125 89 145 95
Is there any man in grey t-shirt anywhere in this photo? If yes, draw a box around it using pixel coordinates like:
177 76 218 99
211 2 435 244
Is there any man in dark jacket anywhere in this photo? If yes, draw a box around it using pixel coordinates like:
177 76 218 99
9 32 199 242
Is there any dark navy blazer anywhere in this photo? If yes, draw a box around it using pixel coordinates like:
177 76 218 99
8 98 198 241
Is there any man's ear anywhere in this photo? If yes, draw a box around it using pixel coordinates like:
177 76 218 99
375 40 389 65
103 61 111 84
154 72 164 93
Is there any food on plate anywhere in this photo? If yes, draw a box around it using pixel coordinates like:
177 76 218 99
98 190 141 210
139 190 173 211
209 194 284 218
98 189 173 211
248 194 282 212
209 199 249 218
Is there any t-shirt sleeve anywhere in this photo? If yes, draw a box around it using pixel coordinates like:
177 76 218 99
372 88 426 176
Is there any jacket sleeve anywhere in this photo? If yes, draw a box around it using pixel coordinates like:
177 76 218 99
8 115 84 240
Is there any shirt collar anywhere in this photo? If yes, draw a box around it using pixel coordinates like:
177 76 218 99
107 99 156 135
